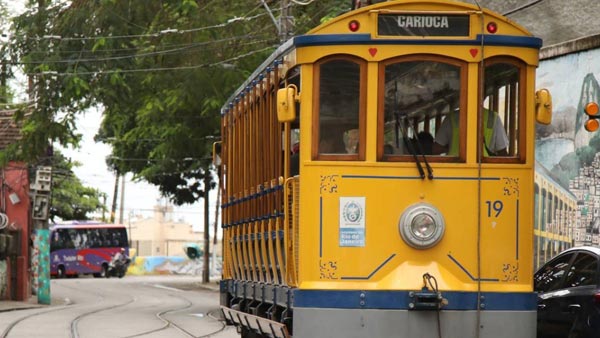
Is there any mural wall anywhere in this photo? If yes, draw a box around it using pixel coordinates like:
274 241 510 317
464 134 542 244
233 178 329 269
127 256 222 278
534 47 600 267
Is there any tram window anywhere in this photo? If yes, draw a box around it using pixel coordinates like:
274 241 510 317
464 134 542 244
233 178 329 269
380 57 463 161
482 59 525 161
314 56 365 160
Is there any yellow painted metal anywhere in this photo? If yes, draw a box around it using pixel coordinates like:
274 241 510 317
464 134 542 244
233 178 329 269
296 165 534 292
267 217 278 284
275 218 286 285
284 177 300 287
260 218 271 284
296 45 539 67
277 86 298 122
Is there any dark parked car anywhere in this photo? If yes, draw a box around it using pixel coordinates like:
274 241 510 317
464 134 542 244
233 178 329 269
534 246 600 338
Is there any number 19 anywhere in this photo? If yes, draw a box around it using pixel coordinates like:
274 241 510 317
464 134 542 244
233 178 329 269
486 200 503 218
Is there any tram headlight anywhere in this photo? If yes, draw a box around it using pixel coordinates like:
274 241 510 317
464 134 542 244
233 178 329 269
399 203 445 249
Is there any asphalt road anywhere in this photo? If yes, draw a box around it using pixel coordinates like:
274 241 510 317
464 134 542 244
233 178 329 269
0 275 240 338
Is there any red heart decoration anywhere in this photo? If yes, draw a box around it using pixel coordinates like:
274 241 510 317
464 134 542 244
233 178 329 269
469 48 479 57
368 48 378 57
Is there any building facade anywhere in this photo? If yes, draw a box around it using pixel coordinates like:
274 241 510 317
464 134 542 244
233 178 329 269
128 205 206 257
0 110 31 301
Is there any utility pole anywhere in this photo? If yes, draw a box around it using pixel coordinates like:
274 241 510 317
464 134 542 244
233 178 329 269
213 180 220 247
30 0 52 306
102 194 107 222
31 166 52 305
110 173 119 223
280 0 293 42
119 174 125 224
202 170 211 283
212 177 221 276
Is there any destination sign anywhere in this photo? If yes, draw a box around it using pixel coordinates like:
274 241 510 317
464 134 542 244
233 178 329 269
378 14 470 37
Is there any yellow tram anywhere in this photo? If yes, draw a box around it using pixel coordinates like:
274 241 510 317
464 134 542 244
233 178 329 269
218 1 552 337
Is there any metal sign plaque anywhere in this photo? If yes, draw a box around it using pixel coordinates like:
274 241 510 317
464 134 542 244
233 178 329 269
378 14 470 37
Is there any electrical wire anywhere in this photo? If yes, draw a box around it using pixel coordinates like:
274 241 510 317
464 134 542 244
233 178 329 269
9 11 271 42
9 34 274 66
24 45 276 76
290 0 316 5
502 0 545 16
2 2 298 77
423 273 442 338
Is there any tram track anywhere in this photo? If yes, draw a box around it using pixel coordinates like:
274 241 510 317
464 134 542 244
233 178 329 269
198 309 227 338
0 282 135 338
70 296 136 338
0 282 94 338
1 278 227 338
121 293 194 338
54 282 137 338
121 292 227 338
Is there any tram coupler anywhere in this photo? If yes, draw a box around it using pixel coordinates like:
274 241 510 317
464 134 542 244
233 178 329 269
408 288 447 311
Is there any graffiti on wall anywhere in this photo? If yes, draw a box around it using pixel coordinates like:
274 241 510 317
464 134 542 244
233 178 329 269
536 47 600 253
34 229 50 304
127 256 221 278
0 260 6 299
31 233 39 295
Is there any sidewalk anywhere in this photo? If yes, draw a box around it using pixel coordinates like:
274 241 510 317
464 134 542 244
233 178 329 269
0 296 62 313
0 277 220 313
0 276 220 313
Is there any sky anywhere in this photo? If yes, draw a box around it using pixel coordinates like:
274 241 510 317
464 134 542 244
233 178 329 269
8 1 219 234
60 108 218 233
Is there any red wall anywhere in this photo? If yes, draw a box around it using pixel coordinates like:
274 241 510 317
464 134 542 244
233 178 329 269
1 162 30 301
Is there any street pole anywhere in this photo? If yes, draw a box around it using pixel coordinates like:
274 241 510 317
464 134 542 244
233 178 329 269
31 166 52 305
102 194 107 222
128 210 132 247
119 174 125 225
110 173 119 223
280 0 292 43
202 170 210 283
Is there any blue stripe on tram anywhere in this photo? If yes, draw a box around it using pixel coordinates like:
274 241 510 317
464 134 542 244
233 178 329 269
293 290 537 311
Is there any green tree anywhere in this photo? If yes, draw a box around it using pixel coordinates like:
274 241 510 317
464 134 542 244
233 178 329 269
3 0 350 205
50 150 105 221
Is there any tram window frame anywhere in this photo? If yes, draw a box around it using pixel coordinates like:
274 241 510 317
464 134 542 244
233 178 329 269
312 55 367 161
480 57 527 163
286 66 301 177
377 55 467 162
